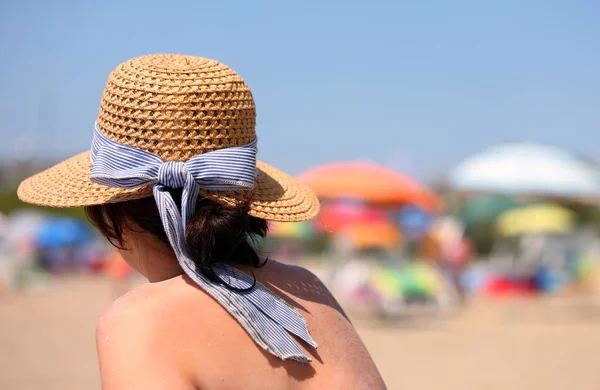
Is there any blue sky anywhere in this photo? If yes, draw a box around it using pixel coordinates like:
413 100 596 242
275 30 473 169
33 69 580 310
1 0 598 180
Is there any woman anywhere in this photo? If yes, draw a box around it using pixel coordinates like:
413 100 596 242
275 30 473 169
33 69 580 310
18 54 386 389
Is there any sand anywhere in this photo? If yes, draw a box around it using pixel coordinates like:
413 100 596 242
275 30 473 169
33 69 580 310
1 276 600 390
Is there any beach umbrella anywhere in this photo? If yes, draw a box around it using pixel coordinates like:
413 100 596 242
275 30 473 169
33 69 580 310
337 220 402 249
496 204 575 237
298 162 441 211
317 200 389 233
36 218 94 249
449 143 600 199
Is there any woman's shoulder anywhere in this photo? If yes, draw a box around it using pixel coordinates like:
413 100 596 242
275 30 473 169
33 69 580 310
96 276 216 341
257 258 323 281
96 282 166 338
257 259 350 320
96 278 219 388
96 281 184 363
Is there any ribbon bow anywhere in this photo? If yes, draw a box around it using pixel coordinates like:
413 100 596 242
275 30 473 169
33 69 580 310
90 122 317 362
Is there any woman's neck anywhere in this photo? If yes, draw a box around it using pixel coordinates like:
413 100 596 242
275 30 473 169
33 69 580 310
141 251 184 283
119 230 183 283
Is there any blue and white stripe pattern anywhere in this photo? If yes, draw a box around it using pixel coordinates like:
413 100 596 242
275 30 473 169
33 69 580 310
90 122 317 362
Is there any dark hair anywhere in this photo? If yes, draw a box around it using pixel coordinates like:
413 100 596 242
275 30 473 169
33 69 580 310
85 189 269 282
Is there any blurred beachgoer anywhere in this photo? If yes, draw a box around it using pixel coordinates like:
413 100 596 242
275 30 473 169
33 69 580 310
418 226 472 299
440 236 473 301
17 55 385 389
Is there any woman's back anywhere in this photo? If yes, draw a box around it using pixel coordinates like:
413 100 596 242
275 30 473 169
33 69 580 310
97 260 386 389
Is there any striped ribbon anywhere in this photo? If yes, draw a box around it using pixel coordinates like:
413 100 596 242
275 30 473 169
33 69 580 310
90 122 317 362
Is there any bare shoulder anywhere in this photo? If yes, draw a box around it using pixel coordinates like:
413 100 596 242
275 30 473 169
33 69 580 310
261 259 330 294
261 259 350 320
264 258 323 280
96 282 164 342
96 279 200 389
266 261 386 389
97 275 216 332
96 282 173 366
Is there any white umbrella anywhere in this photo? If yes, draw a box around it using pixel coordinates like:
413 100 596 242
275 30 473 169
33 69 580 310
449 143 600 198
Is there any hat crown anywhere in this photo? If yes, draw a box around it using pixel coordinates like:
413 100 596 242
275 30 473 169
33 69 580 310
97 54 256 162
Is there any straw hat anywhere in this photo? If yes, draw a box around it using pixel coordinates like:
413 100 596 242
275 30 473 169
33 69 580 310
17 54 319 222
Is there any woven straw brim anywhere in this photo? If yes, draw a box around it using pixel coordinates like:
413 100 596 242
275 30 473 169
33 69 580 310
17 151 319 222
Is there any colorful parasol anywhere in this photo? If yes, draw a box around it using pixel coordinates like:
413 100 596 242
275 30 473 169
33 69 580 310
496 204 575 237
298 162 441 211
317 200 388 233
337 219 402 249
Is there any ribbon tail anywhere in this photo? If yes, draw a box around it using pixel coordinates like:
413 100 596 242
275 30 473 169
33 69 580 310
213 265 318 349
178 257 313 362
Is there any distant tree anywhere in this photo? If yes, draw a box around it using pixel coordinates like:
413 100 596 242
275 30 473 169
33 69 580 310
0 189 86 220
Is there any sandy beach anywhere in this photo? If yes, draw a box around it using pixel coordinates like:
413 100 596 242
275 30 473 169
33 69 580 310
1 276 600 390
